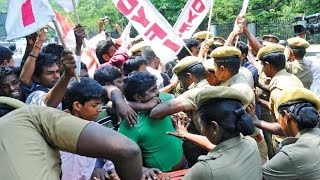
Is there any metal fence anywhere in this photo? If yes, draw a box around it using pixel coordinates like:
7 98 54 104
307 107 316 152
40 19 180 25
212 18 320 44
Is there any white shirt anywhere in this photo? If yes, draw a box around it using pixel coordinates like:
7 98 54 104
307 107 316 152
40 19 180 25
146 66 164 89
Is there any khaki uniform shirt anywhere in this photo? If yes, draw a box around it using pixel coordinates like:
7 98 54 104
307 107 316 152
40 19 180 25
220 73 268 164
263 128 320 179
183 136 262 180
286 60 313 89
269 69 304 119
221 73 255 104
176 79 211 133
0 106 89 180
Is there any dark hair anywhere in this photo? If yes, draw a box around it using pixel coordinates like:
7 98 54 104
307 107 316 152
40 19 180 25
198 99 254 136
0 66 20 80
96 39 115 64
0 104 15 117
260 52 286 71
41 43 64 59
236 41 249 56
291 48 306 59
215 57 240 75
141 46 157 64
0 45 13 64
124 72 156 101
63 77 105 111
185 38 200 50
178 63 206 80
164 61 177 79
34 53 59 78
123 56 147 76
94 64 122 86
278 102 320 130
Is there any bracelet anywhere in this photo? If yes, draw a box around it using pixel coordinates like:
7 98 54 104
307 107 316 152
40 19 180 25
33 45 41 50
28 53 38 58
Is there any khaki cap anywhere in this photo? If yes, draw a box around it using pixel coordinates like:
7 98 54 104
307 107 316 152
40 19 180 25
195 86 249 108
173 56 202 75
213 36 226 45
287 37 310 49
277 87 320 111
0 97 26 109
192 31 212 40
210 46 241 59
257 44 285 60
262 34 280 43
129 41 146 53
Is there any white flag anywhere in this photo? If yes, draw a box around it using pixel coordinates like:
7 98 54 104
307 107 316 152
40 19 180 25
54 0 78 12
112 0 184 64
6 0 55 40
174 0 212 39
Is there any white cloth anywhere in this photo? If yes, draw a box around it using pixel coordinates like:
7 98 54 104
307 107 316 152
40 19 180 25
146 66 164 89
60 151 96 180
26 90 62 110
304 56 320 96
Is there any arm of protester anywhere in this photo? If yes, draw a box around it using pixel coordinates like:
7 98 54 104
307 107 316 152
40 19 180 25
246 103 284 136
159 79 179 93
115 24 123 36
142 167 161 180
167 113 215 151
43 50 75 108
105 86 138 126
127 96 161 112
98 18 105 34
242 19 263 54
78 123 143 180
225 16 244 46
21 32 37 67
20 28 46 87
74 24 86 56
198 41 210 59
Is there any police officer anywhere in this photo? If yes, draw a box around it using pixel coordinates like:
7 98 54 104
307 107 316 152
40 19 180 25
286 37 313 89
263 87 320 179
183 86 262 180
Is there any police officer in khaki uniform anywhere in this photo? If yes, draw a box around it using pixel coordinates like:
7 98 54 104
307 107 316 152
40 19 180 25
263 87 320 179
210 46 268 164
150 56 211 166
183 86 262 180
0 97 142 180
257 44 304 119
286 37 313 89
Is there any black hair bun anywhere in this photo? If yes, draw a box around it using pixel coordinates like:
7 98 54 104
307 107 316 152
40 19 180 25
235 108 255 136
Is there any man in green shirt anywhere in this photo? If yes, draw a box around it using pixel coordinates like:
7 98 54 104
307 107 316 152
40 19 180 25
119 72 185 174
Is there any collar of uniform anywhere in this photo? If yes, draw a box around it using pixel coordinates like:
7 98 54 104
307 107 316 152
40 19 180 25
269 69 287 90
221 73 240 87
206 136 242 159
296 128 320 141
188 79 209 90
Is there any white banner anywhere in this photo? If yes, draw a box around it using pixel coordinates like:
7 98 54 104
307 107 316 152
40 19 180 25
6 0 55 40
112 0 184 64
54 0 78 12
174 0 211 39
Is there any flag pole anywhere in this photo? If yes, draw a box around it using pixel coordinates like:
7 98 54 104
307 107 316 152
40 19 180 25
53 19 81 82
204 0 215 60
72 0 86 48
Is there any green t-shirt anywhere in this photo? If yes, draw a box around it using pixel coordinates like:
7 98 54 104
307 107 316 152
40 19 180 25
118 93 183 172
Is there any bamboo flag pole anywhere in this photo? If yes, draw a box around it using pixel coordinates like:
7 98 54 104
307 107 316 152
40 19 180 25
53 19 81 82
72 0 86 48
204 0 215 60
